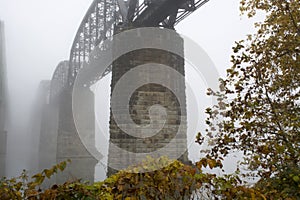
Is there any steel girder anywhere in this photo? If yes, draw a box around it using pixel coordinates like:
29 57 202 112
64 0 209 87
132 0 209 27
175 0 209 25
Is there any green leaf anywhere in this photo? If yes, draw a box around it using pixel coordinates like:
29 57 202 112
293 176 299 182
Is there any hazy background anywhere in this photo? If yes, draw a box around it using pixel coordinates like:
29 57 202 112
0 0 260 178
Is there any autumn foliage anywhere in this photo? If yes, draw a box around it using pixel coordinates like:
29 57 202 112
0 157 267 199
0 0 299 199
197 0 299 199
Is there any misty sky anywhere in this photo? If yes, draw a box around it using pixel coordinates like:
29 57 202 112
0 0 261 178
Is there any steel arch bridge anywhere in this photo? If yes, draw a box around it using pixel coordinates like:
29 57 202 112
66 0 209 90
42 0 209 184
46 0 210 104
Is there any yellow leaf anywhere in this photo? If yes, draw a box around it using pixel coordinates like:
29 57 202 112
44 169 54 178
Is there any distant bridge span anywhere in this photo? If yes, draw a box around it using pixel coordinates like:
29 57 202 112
41 0 209 183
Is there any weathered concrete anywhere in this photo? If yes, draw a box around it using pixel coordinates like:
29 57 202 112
56 87 97 183
107 29 189 176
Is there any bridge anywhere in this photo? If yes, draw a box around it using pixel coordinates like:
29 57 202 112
36 0 209 184
68 0 209 86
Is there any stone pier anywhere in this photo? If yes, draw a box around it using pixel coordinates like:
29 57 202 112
107 29 189 176
56 87 97 183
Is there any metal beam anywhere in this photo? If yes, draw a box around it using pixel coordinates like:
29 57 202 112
117 0 128 21
127 0 138 22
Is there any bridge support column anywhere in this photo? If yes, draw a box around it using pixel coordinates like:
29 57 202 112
38 102 59 187
107 29 189 176
56 87 97 183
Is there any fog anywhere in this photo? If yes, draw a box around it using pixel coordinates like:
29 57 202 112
0 0 261 178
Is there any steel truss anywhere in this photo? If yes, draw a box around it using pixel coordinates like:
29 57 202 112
50 61 69 103
52 0 209 89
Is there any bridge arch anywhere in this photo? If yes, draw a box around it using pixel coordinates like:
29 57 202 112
68 0 123 86
49 61 69 104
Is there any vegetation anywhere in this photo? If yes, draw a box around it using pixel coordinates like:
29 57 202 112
197 0 300 198
1 0 299 199
0 158 265 199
